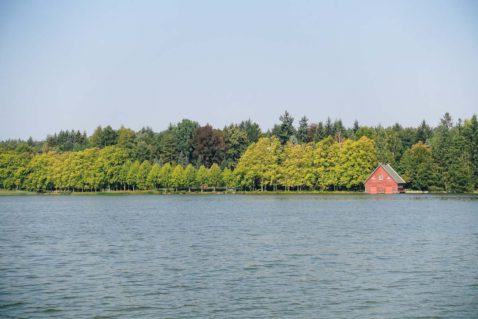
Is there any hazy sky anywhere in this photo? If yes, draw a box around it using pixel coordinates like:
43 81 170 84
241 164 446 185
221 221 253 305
1 0 477 140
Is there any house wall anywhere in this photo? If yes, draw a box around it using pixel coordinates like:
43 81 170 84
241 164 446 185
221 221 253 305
365 166 399 194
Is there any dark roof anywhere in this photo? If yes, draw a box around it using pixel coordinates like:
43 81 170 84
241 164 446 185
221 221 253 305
382 164 406 184
364 163 406 184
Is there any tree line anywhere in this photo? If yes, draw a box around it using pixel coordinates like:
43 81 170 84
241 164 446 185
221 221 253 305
0 112 477 193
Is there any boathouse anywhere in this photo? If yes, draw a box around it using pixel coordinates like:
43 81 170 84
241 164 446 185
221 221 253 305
364 163 406 194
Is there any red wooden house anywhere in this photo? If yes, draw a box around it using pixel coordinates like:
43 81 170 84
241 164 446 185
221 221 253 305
364 163 406 194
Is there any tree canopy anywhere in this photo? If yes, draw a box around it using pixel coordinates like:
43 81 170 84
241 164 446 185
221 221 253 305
1 112 477 193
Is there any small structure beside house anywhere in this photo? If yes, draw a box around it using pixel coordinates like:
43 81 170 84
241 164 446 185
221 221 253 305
364 163 406 194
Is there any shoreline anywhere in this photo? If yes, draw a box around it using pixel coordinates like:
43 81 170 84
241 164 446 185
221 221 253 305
0 189 476 196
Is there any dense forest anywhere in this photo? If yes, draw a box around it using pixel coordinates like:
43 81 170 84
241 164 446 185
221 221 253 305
0 112 477 193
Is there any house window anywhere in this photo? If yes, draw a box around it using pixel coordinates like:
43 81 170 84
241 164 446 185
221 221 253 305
379 175 383 180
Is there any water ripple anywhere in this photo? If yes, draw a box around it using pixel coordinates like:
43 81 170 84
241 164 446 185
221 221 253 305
0 194 477 318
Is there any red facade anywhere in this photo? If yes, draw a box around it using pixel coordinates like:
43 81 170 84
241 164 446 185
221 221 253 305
364 165 405 194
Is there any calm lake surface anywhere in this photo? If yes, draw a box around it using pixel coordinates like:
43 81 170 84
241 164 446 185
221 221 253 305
0 194 477 318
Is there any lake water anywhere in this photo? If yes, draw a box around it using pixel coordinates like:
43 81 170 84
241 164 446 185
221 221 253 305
0 194 477 318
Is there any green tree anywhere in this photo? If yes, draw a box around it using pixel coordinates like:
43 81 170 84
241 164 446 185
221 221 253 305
448 125 473 193
159 163 173 189
0 152 31 189
222 167 237 190
90 126 118 148
159 129 179 164
137 160 152 190
239 120 262 144
374 127 395 165
184 164 197 191
235 137 282 191
280 143 315 190
77 148 100 191
119 160 132 190
416 120 432 143
175 119 200 165
355 126 374 139
400 142 436 191
196 165 209 192
333 119 346 142
147 163 161 190
117 127 136 149
315 137 340 190
297 116 309 143
272 111 296 144
336 137 377 189
171 165 186 191
313 122 326 142
23 153 55 192
127 161 140 191
208 163 222 191
133 127 160 162
324 117 333 137
463 115 478 189
46 130 88 152
430 114 454 192
97 146 129 190
223 124 249 168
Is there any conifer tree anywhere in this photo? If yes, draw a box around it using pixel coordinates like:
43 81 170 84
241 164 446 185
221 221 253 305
196 165 209 192
147 163 161 190
400 142 436 191
127 161 140 191
159 163 173 189
208 164 222 192
137 160 152 190
222 167 237 190
297 116 309 144
183 164 197 192
171 165 186 191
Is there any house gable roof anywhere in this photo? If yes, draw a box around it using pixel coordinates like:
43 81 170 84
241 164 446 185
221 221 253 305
382 164 406 184
364 163 406 184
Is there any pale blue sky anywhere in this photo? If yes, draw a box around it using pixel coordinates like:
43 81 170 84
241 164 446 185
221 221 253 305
1 0 477 139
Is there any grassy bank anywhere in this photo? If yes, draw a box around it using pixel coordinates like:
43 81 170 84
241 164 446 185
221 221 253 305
1 189 476 196
0 189 365 196
0 190 39 196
